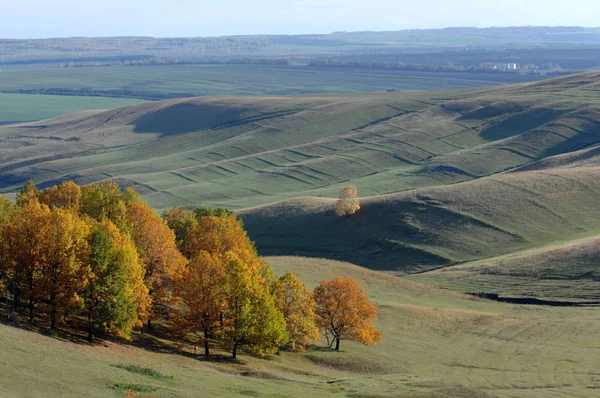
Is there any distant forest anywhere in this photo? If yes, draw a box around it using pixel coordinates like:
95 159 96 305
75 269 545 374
2 27 600 72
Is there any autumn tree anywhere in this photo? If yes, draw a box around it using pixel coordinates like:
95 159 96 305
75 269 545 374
171 251 225 356
83 221 150 340
194 207 236 220
125 201 187 328
40 208 90 329
0 196 15 318
222 256 287 359
335 185 360 216
15 180 40 207
3 199 52 323
184 215 258 266
80 181 139 226
38 181 82 211
313 277 382 351
272 272 320 351
162 206 197 252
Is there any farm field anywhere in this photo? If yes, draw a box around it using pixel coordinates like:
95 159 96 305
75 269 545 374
0 93 143 122
1 256 599 398
0 64 550 100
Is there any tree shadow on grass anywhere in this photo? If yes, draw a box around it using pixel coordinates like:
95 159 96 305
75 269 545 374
0 313 94 346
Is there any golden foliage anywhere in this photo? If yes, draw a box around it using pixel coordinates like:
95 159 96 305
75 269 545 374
272 272 320 351
335 185 360 216
125 202 187 314
313 276 382 350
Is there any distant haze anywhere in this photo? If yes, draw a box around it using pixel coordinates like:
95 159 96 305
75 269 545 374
1 0 599 39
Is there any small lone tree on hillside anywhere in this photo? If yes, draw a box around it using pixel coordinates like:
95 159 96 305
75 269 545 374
335 185 360 216
313 276 382 351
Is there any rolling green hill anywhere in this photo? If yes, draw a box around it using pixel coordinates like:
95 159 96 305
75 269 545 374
2 256 600 397
2 72 600 300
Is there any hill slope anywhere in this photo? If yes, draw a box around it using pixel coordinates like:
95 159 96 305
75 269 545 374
1 72 600 211
2 256 599 397
2 73 600 299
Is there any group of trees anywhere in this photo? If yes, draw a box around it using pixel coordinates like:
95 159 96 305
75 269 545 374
0 181 380 358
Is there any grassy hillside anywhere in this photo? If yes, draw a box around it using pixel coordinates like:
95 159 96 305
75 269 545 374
0 65 548 100
0 93 143 122
240 167 600 274
1 72 599 211
1 256 599 397
410 235 600 302
2 73 600 299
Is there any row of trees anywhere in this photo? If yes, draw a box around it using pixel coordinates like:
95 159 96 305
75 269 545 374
0 181 381 358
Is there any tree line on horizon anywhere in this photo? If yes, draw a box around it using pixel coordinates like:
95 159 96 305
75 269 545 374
0 181 381 358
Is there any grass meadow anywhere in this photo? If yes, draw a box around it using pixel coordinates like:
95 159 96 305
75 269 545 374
1 256 599 397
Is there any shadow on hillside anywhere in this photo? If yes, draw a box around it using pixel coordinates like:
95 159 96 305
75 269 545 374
0 314 94 346
124 323 242 364
131 102 248 136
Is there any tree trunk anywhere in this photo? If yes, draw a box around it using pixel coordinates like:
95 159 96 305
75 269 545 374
28 298 34 324
87 307 93 341
335 338 340 351
147 317 152 330
232 343 237 359
204 330 210 357
50 291 57 329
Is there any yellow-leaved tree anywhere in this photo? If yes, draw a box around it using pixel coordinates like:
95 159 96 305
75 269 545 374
335 185 360 216
313 276 382 351
222 255 287 359
272 272 320 351
38 180 82 211
41 208 90 329
0 196 15 318
125 201 187 329
3 199 52 323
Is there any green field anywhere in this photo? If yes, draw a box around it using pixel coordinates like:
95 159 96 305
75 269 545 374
0 93 143 122
2 256 599 397
0 64 549 100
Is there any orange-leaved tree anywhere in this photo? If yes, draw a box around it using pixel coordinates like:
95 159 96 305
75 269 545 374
335 185 360 216
125 201 187 329
313 276 382 351
171 250 226 356
272 272 320 351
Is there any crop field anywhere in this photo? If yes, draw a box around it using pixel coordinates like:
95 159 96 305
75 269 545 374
0 64 550 100
1 256 599 398
0 93 143 122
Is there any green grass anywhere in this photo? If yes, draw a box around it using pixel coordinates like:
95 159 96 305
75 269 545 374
0 93 143 122
113 364 174 380
0 64 548 100
1 256 599 397
409 235 600 302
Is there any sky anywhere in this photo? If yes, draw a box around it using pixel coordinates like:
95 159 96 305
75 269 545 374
1 0 599 39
